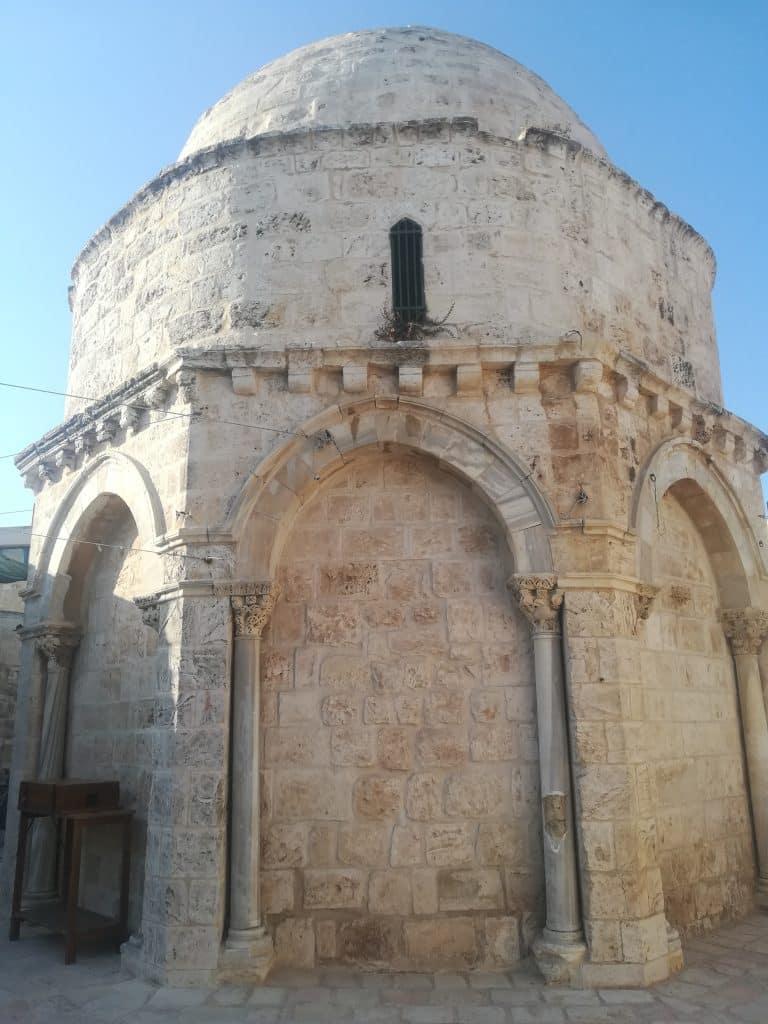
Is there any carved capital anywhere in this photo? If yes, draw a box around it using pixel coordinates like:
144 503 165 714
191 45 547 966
229 582 281 638
508 574 563 634
36 628 79 668
134 593 163 632
634 584 659 622
722 607 768 656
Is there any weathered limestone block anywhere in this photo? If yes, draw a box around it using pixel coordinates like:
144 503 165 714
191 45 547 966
303 869 366 908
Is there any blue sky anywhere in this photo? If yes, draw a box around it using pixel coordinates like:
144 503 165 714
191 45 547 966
1 1 765 526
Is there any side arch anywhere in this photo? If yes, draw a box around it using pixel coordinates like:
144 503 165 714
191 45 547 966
32 452 166 611
632 437 765 607
224 397 557 577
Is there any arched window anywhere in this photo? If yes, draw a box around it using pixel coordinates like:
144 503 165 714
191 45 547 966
390 218 425 323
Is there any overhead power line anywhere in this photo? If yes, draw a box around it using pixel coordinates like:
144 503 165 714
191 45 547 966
0 378 310 461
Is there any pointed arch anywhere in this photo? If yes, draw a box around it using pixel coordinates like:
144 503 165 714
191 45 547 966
225 397 556 578
31 452 166 610
631 436 766 607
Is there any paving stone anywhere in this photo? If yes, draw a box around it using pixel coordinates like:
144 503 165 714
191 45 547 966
148 987 209 1009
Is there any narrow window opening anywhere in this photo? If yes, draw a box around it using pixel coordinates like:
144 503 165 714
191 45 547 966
390 218 425 323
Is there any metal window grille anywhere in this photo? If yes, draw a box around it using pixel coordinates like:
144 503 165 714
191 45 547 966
390 218 426 322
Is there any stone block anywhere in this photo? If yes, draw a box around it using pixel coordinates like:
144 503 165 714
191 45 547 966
425 823 476 866
438 869 504 911
391 824 424 866
337 918 402 964
316 920 337 960
320 654 371 690
476 822 528 866
279 691 318 724
261 870 295 914
265 726 328 767
303 869 366 909
319 562 380 596
369 870 413 914
307 605 361 645
396 695 424 725
338 824 392 867
354 776 402 819
406 772 443 820
364 695 396 724
484 916 521 965
416 728 467 766
405 917 478 968
261 823 307 867
425 691 465 725
274 771 349 820
377 726 412 770
276 917 315 967
321 694 359 726
308 824 337 865
444 772 506 817
331 726 376 766
469 724 517 762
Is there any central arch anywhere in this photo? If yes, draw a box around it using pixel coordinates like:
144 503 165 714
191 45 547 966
226 398 561 969
226 397 556 580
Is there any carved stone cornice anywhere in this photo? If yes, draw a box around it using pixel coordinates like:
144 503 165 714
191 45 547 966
508 574 563 634
722 608 768 656
13 363 168 488
134 592 163 632
218 581 281 639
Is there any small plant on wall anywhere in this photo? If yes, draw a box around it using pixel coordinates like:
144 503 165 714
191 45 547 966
374 302 456 342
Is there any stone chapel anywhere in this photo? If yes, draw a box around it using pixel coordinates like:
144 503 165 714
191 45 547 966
2 26 767 989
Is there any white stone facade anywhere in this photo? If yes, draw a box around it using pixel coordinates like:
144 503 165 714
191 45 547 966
2 27 767 989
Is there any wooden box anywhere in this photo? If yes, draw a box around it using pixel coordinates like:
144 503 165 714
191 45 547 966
18 779 120 815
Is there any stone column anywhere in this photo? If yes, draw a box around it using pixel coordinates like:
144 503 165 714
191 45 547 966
25 627 79 900
722 607 768 908
221 581 280 979
508 575 587 983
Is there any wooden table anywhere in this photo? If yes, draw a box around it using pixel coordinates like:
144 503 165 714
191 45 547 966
10 805 133 964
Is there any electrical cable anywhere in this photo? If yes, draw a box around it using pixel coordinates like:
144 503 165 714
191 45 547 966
0 378 309 461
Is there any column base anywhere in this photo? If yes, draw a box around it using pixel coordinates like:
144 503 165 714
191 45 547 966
533 928 587 985
666 920 684 975
219 926 274 983
756 876 768 910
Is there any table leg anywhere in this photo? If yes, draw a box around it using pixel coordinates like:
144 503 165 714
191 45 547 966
9 814 31 941
64 820 82 965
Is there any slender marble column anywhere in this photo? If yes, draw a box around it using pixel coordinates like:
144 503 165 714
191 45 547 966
225 582 279 963
508 575 586 982
25 627 79 900
722 607 768 908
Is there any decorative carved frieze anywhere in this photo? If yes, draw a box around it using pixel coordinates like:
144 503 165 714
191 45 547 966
508 574 563 634
221 581 281 638
722 608 768 656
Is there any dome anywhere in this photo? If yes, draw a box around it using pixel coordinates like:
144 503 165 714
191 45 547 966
180 26 606 160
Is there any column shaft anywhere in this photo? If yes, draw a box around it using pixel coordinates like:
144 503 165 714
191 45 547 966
723 608 768 906
229 634 263 937
533 629 582 937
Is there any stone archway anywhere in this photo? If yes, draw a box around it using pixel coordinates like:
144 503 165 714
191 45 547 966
220 399 587 980
6 454 165 927
632 438 768 919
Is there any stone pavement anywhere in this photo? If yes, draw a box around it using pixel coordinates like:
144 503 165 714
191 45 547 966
0 914 767 1024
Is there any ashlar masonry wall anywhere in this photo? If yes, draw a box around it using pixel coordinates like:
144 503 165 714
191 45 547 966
643 492 755 931
259 450 542 968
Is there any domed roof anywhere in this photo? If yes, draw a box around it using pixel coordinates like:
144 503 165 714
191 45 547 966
180 27 606 160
